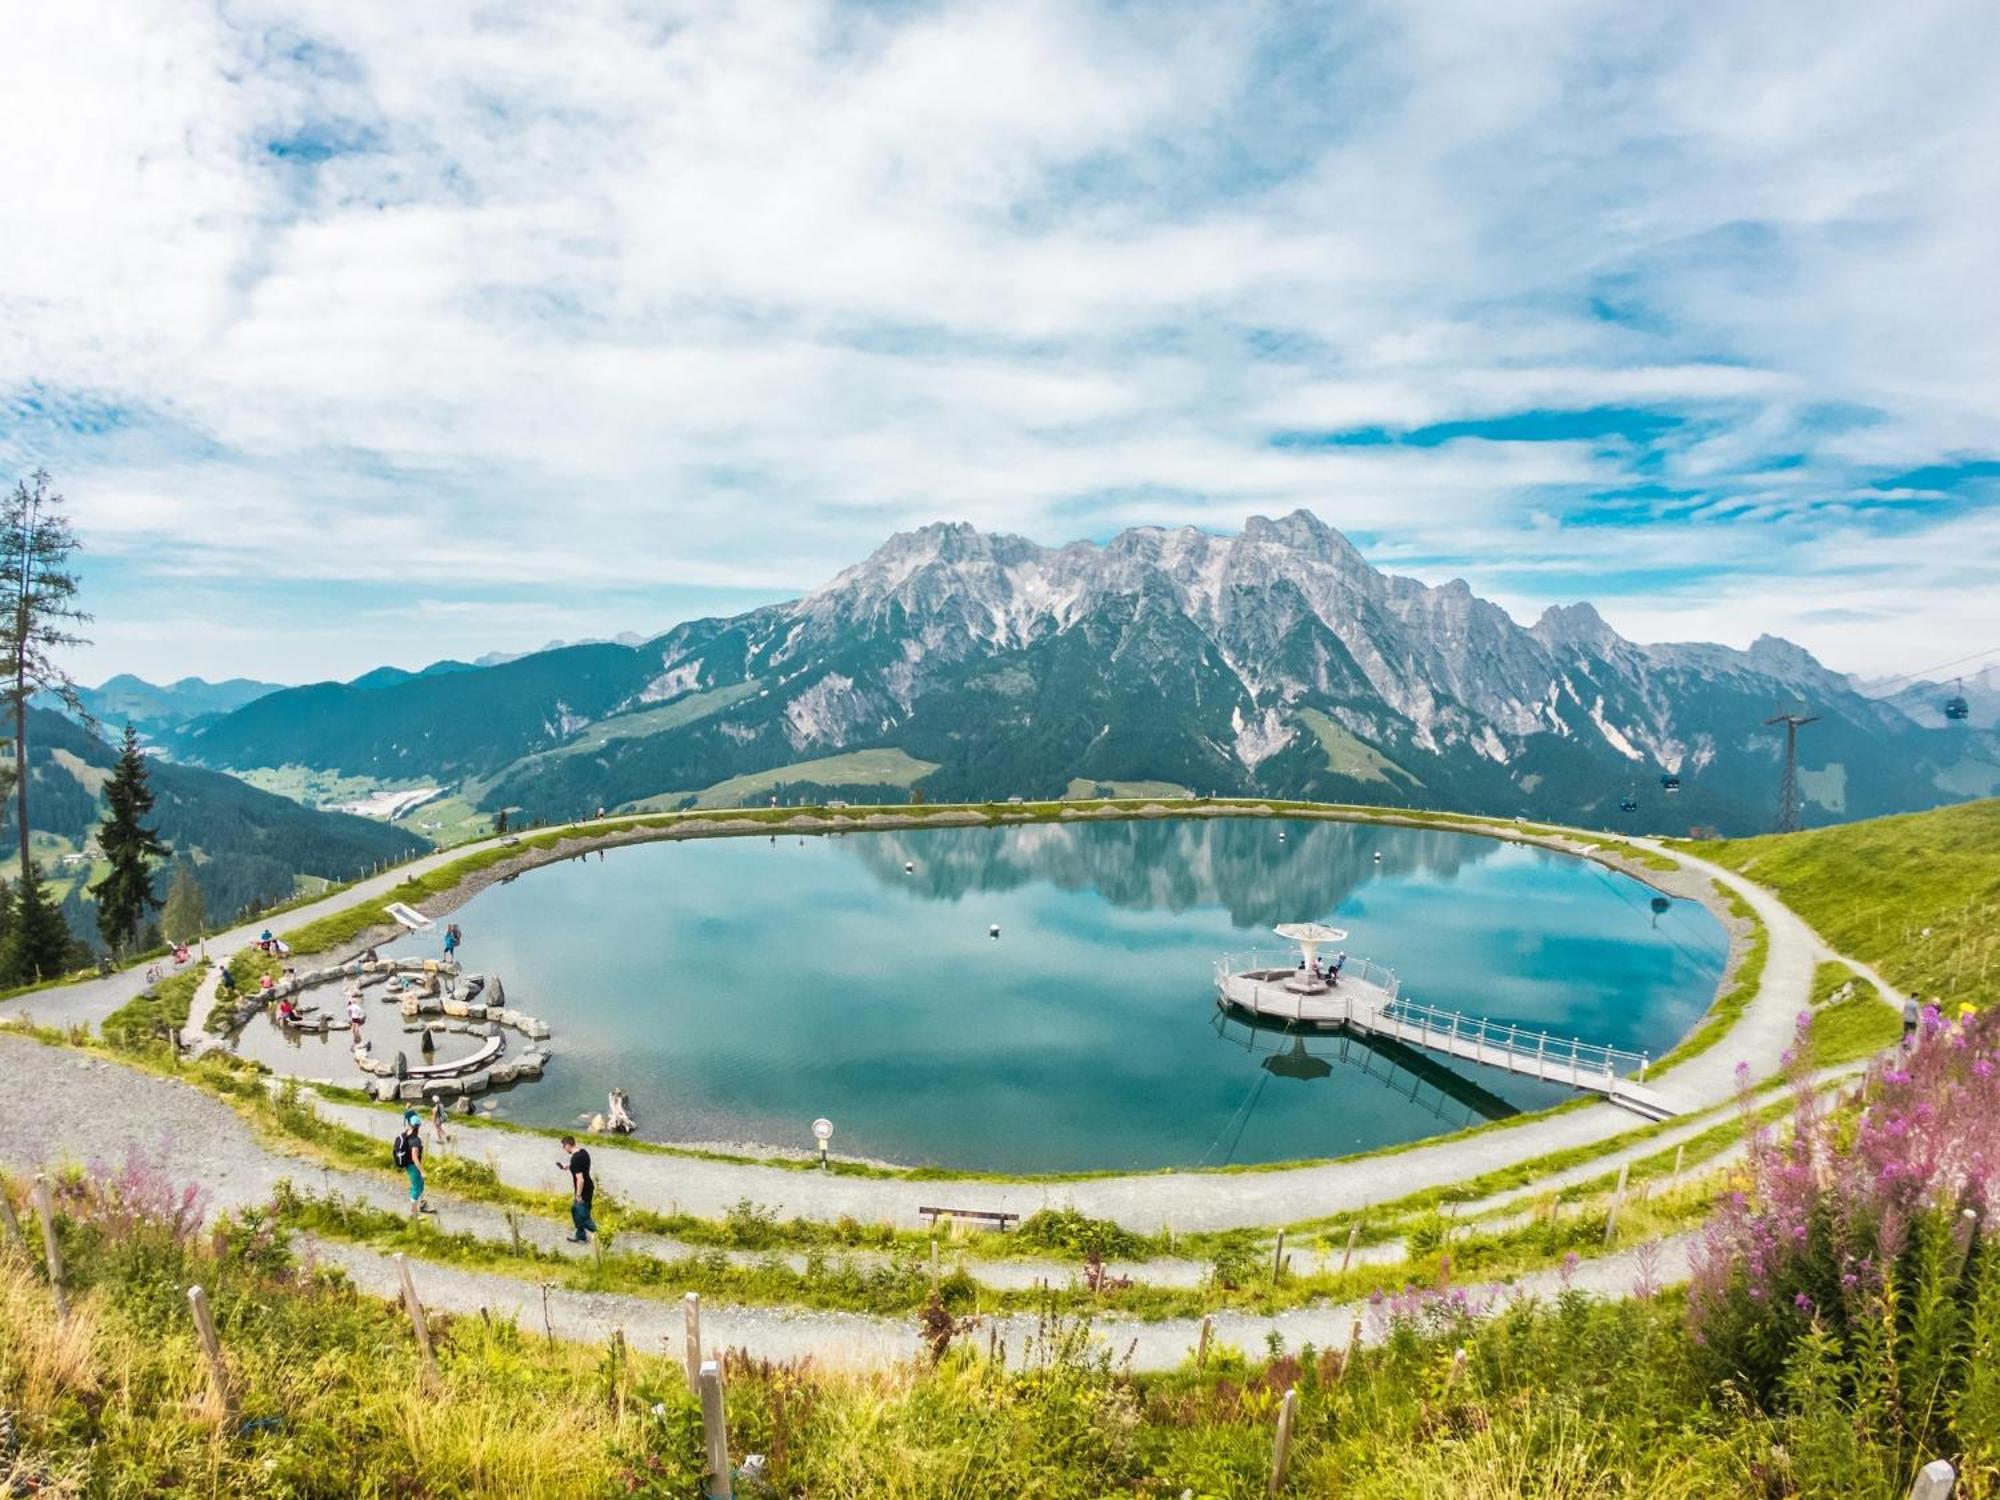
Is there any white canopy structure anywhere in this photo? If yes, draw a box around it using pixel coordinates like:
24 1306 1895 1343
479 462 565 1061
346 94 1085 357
1273 922 1349 992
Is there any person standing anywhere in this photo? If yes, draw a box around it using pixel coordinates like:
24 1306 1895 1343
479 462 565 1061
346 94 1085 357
430 1093 450 1146
346 991 366 1044
443 923 461 961
394 1111 433 1217
560 1136 596 1243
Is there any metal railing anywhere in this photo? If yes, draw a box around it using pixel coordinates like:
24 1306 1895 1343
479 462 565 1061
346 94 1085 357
1374 995 1648 1082
1214 951 1650 1084
1214 950 1400 1001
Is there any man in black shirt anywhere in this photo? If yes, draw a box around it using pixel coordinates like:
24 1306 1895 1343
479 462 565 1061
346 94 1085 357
560 1135 597 1243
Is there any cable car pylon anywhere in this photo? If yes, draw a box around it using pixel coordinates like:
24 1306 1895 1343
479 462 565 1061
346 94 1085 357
1766 704 1819 834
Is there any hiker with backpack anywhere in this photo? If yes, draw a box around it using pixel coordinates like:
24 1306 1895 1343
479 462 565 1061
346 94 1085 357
393 1111 433 1217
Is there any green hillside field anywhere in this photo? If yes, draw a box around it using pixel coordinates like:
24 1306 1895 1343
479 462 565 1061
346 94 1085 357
1679 797 2000 1009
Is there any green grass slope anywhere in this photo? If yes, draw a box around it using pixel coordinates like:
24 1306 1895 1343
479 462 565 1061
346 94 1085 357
1684 798 2000 1009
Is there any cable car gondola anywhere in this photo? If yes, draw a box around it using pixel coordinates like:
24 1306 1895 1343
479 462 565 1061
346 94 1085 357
1945 678 1971 722
1659 773 1682 793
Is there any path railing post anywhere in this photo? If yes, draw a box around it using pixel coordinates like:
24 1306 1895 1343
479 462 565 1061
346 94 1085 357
187 1285 234 1418
1271 1229 1286 1285
683 1292 703 1391
0 1180 25 1256
698 1358 734 1499
1341 1221 1359 1273
1604 1163 1630 1247
1267 1386 1298 1495
1196 1314 1212 1369
394 1253 441 1387
33 1174 65 1318
1671 1143 1685 1193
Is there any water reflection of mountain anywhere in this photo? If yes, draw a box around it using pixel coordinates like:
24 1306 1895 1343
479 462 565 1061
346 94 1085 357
840 817 1493 928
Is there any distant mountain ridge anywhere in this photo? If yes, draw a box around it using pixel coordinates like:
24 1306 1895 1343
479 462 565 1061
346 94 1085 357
168 511 1995 835
63 674 284 735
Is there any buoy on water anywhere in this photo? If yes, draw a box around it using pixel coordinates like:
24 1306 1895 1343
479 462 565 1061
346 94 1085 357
989 924 1001 939
1373 852 1382 862
905 861 915 873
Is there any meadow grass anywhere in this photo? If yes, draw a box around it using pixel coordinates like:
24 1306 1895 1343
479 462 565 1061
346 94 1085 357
0 1152 1965 1499
1682 797 2000 1009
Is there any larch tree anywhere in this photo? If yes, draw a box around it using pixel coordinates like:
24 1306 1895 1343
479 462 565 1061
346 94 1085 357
160 859 206 946
91 723 169 955
0 469 91 889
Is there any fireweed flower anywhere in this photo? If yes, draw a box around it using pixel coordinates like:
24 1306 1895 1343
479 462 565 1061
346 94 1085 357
1691 1009 2000 1362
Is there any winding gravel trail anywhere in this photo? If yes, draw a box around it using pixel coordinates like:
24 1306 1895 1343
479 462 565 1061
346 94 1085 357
313 1231 1690 1373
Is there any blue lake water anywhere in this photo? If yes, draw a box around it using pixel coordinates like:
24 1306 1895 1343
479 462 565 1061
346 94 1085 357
362 817 1725 1173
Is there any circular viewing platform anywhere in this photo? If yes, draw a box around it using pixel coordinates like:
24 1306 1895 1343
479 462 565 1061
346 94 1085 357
1214 951 1401 1030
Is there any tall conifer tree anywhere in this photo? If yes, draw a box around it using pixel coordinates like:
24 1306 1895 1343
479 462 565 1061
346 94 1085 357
0 469 90 888
91 724 168 954
160 859 206 946
3 859 73 982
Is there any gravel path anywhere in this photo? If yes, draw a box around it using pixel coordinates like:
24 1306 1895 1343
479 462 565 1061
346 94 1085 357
314 1231 1692 1374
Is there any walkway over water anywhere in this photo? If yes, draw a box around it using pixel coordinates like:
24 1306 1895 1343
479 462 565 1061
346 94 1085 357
1215 953 1678 1121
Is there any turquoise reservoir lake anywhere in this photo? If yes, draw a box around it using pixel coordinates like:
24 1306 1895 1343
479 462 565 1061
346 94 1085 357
377 817 1727 1173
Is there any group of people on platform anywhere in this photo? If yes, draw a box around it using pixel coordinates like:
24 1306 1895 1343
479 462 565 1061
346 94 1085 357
1296 950 1348 986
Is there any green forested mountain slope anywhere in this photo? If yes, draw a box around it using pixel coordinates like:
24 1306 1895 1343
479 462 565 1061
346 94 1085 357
7 708 423 938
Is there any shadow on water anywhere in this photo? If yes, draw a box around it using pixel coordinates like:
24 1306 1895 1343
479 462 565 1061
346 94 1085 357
1209 1008 1520 1166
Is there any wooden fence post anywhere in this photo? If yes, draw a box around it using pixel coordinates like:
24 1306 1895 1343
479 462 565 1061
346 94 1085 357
394 1254 441 1387
33 1175 65 1318
541 1282 555 1345
1671 1143 1685 1192
930 1237 940 1289
187 1285 234 1418
0 1181 24 1255
1909 1458 1956 1499
698 1358 734 1499
1271 1229 1286 1285
1336 1317 1362 1383
1603 1162 1630 1248
1340 1222 1359 1274
1196 1314 1213 1370
1267 1386 1298 1495
683 1293 703 1391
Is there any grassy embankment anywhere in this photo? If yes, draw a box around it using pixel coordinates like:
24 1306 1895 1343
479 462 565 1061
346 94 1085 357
1682 797 2000 1011
3 1147 1985 1500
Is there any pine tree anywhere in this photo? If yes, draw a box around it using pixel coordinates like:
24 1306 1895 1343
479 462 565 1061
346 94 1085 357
3 860 75 983
90 723 169 955
0 470 91 889
160 859 206 945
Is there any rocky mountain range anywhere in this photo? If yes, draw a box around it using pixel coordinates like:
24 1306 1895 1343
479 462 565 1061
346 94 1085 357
169 511 1996 836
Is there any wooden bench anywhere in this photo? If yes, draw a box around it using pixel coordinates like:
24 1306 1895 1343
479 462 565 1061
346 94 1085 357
918 1206 1019 1232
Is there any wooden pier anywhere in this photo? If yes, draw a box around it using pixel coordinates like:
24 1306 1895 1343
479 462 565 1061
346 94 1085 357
1214 955 1677 1121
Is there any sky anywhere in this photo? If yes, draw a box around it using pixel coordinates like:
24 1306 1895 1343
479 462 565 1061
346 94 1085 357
1 0 1996 687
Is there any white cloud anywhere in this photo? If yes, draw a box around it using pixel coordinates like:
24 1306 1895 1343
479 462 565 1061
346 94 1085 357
0 0 1995 682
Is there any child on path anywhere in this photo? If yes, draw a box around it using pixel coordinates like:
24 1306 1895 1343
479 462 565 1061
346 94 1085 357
559 1135 596 1243
430 1094 450 1146
347 992 365 1044
394 1111 433 1217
